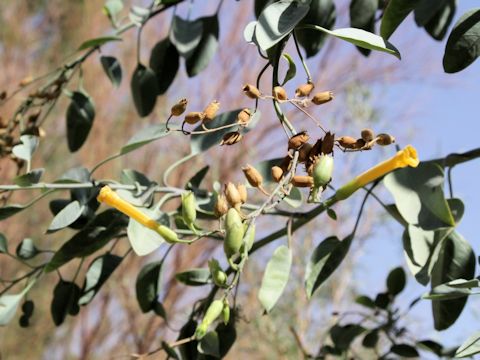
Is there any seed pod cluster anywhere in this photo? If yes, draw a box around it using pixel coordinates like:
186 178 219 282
181 100 221 128
336 129 395 151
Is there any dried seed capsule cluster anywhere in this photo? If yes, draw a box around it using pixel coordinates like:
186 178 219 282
336 128 396 151
168 98 222 130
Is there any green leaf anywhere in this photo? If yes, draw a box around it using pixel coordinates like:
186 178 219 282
355 295 376 309
78 36 122 51
12 135 39 162
402 225 451 285
176 268 211 286
56 167 90 184
0 233 7 253
129 5 150 26
117 169 155 207
47 201 85 233
0 281 35 326
169 15 204 58
330 324 365 350
127 208 165 256
390 344 419 358
326 208 337 220
255 0 277 18
422 284 472 301
455 331 480 358
130 63 158 117
414 0 446 26
309 26 401 59
186 166 210 191
244 21 257 43
417 340 443 356
13 169 40 187
100 56 122 87
79 253 122 305
0 204 26 220
386 267 406 296
16 238 39 260
66 91 95 152
197 331 220 357
186 15 219 77
121 123 170 155
362 330 379 348
296 0 336 57
190 109 260 155
255 0 310 51
384 162 455 228
162 341 179 359
349 0 378 56
45 210 128 272
13 168 44 186
380 0 420 39
103 0 123 23
136 260 165 313
50 280 81 326
431 231 475 330
149 38 179 95
280 53 296 85
258 245 292 312
215 319 237 358
305 235 353 298
424 0 456 41
443 9 480 73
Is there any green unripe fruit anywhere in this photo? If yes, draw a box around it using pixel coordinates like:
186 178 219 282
195 300 223 339
156 225 180 244
222 300 230 325
208 259 227 287
224 208 244 258
181 191 197 228
240 223 256 254
312 154 334 188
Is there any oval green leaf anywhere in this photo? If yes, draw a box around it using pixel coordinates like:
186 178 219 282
149 38 180 95
130 63 158 117
100 55 122 87
66 91 95 152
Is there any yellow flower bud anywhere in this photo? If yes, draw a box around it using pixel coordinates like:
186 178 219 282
335 145 419 200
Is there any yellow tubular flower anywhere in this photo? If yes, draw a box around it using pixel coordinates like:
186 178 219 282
97 186 158 230
335 145 419 200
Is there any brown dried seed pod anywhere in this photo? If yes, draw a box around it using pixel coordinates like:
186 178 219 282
242 164 263 188
354 138 367 149
225 182 242 207
271 166 284 182
0 91 7 100
312 91 334 105
171 98 188 116
220 131 242 146
214 194 229 218
361 128 375 142
291 175 314 188
237 183 248 204
337 136 357 149
280 155 293 173
376 133 395 146
237 108 251 126
321 132 335 154
184 111 205 125
203 100 220 122
288 131 310 149
295 82 315 97
273 86 288 101
242 84 261 99
0 116 7 128
298 143 313 163
19 76 33 87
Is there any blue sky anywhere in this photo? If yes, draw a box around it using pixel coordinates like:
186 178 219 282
352 1 480 348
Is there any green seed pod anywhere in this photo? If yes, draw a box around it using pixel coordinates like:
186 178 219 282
195 300 224 339
156 225 180 244
312 154 334 188
208 259 227 288
241 223 255 253
222 299 230 325
181 191 197 229
224 209 244 258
